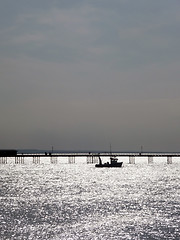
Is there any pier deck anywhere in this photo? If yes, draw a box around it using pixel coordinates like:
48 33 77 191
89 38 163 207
1 151 180 164
15 152 180 158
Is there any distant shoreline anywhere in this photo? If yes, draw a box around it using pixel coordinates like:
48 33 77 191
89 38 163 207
1 149 180 154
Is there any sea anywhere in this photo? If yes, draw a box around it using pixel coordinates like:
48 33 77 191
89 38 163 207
0 156 179 240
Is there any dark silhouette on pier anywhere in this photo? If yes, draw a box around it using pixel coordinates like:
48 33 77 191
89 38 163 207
0 150 17 157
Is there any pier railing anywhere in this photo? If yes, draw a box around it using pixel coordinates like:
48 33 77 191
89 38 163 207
1 152 180 164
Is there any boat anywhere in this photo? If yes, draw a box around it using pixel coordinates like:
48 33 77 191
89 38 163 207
95 155 123 168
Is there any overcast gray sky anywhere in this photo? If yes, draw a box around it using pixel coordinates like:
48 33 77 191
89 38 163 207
1 0 180 151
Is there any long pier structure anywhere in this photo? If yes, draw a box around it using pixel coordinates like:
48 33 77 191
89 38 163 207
1 151 180 164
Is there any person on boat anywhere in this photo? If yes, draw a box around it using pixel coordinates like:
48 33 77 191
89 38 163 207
98 156 102 165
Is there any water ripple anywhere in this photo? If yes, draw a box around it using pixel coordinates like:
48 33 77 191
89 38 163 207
0 161 179 239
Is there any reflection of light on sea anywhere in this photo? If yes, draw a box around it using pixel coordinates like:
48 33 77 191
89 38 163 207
0 157 179 239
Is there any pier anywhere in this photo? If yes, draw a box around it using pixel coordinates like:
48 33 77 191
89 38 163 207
0 150 180 164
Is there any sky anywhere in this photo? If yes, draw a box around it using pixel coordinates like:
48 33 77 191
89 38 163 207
1 0 180 152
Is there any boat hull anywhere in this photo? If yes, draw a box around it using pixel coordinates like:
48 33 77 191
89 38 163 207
95 162 123 168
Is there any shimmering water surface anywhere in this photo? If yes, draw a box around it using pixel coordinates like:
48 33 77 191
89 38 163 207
0 157 179 239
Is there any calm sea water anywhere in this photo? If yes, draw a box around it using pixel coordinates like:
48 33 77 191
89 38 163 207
0 157 179 240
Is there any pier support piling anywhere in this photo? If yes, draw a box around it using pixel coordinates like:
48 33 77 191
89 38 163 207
68 156 75 164
148 156 153 164
50 156 57 164
15 156 24 164
87 155 98 164
0 157 7 164
129 156 135 164
167 156 172 164
93 156 99 164
33 156 40 164
87 155 92 164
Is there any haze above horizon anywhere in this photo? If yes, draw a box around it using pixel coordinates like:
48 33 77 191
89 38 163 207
1 0 180 152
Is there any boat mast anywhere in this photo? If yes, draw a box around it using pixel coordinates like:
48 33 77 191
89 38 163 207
140 145 143 155
110 143 112 155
